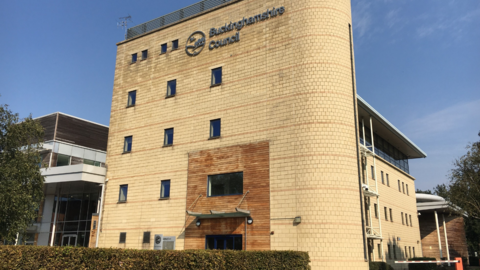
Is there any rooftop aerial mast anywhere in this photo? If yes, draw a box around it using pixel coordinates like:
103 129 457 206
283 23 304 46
117 15 132 40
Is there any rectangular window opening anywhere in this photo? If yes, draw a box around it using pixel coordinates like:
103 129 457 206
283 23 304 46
389 208 393 222
381 171 384 184
374 203 378 219
409 215 412 227
119 185 128 202
124 136 132 153
393 245 397 259
56 154 70 167
211 67 222 86
127 90 136 107
413 247 416 258
131 53 137 63
208 172 243 197
164 128 174 146
401 212 404 225
405 213 409 226
210 119 221 138
405 246 408 258
378 244 382 259
172 40 179 50
161 180 171 199
119 232 126 244
406 184 409 195
384 207 388 221
398 180 401 192
386 174 390 186
388 244 391 259
161 43 167 54
371 166 375 179
142 50 148 60
402 182 405 194
166 80 176 97
143 232 150 244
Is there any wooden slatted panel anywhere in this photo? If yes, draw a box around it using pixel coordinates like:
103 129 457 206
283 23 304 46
36 113 57 141
56 114 108 151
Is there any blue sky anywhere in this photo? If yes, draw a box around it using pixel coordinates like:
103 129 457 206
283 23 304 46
1 0 479 191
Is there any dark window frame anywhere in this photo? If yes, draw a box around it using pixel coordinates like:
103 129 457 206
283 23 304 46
164 128 174 146
207 172 243 197
131 53 137 63
172 40 179 50
211 67 222 86
401 212 404 225
166 80 176 98
160 180 171 199
384 207 388 221
205 234 242 250
405 213 409 226
393 245 397 259
142 49 148 60
123 136 133 153
119 232 126 243
160 43 167 54
210 119 221 139
374 203 378 219
143 231 151 244
409 215 412 227
388 244 391 259
386 174 390 186
119 185 128 202
127 90 136 107
389 208 393 222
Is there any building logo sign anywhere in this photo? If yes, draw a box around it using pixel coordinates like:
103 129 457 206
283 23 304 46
185 31 206 56
186 6 285 56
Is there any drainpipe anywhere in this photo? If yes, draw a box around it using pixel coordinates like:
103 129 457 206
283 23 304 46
443 214 451 266
95 181 107 248
434 211 443 259
50 189 60 246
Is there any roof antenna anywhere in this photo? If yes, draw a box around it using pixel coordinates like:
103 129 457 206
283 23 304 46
118 15 132 39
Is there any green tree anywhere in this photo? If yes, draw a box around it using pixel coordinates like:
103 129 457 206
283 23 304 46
0 103 45 243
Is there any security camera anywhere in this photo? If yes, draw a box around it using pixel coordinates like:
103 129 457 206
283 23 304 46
362 184 369 191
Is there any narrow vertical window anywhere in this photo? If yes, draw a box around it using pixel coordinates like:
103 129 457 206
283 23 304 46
401 212 404 225
374 203 378 218
398 180 401 192
386 174 390 186
378 244 382 259
404 246 408 258
409 215 412 227
166 80 176 97
127 90 136 107
393 245 397 259
161 43 167 54
143 232 151 244
119 185 128 202
119 232 126 243
384 207 388 221
210 119 221 138
371 166 374 179
131 53 137 63
161 180 171 199
124 136 132 153
402 182 405 194
406 184 409 195
142 49 148 60
172 40 179 50
388 244 391 259
381 171 384 184
405 213 409 226
211 67 222 86
164 128 174 146
413 247 415 258
409 246 412 258
389 208 393 222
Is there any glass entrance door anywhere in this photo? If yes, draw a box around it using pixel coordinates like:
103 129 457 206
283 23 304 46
205 235 242 250
62 234 77 246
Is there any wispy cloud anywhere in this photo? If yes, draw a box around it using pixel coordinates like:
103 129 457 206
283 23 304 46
402 99 480 141
416 6 480 39
352 0 373 38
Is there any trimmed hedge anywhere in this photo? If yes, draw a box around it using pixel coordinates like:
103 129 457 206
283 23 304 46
408 257 437 270
369 261 394 270
0 246 310 270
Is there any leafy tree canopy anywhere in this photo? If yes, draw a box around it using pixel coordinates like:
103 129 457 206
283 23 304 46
0 103 45 242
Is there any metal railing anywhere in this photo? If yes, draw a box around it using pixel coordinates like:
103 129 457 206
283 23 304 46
127 0 232 40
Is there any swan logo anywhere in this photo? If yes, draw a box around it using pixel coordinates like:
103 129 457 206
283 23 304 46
185 31 206 56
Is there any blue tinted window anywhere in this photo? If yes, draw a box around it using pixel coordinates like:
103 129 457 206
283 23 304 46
124 136 132 152
172 40 179 50
210 119 221 138
164 128 174 146
131 53 137 63
161 180 170 198
211 67 222 85
167 80 176 97
142 50 148 60
161 44 167 54
119 185 128 202
127 91 136 107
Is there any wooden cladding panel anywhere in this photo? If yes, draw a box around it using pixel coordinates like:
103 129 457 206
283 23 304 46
36 114 57 141
185 141 270 250
56 114 108 151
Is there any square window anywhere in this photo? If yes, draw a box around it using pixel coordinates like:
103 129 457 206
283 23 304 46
142 50 148 60
210 119 221 138
164 128 174 146
131 53 137 63
124 136 132 153
161 43 167 54
127 90 136 107
172 40 179 50
119 232 126 244
208 172 243 197
161 180 170 199
211 67 222 86
119 185 128 202
166 80 176 97
143 231 150 244
56 154 70 167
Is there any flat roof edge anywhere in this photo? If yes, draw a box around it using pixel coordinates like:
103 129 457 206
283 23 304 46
34 112 109 128
357 95 427 159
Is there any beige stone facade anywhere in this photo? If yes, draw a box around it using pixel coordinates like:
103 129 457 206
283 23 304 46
99 0 425 269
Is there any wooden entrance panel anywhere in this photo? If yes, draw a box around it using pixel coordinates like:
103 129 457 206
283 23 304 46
185 142 270 250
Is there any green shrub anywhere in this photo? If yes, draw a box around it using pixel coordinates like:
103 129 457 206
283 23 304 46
0 246 310 270
408 257 437 270
369 261 394 270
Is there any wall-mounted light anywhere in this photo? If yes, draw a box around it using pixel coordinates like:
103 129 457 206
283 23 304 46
397 237 401 241
196 219 201 227
294 216 301 223
247 216 253 225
